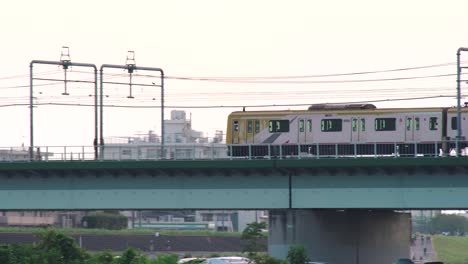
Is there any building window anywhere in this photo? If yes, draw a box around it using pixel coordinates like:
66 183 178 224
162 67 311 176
307 120 312 132
321 119 342 132
122 149 131 156
247 120 253 133
202 214 213 221
269 120 289 133
429 117 438 130
415 117 420 131
375 118 396 131
361 118 366 131
352 119 357 132
217 213 229 222
299 119 305 132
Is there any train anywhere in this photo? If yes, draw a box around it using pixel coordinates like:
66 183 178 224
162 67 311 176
225 104 468 157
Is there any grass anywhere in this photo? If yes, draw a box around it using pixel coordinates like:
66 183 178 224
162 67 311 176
0 227 242 237
433 235 468 264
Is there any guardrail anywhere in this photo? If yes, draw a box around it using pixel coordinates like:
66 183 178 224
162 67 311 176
0 141 467 162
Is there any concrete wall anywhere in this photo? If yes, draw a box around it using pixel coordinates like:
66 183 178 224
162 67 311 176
269 210 410 264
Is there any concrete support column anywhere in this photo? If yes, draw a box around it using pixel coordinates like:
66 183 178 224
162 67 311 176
268 210 411 264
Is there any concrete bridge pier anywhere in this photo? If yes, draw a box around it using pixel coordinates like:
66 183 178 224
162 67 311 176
268 209 411 264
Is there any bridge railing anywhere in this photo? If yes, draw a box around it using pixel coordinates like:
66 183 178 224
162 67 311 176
228 141 468 159
0 141 467 162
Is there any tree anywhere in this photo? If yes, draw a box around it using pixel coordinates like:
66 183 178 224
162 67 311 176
241 222 267 258
36 228 89 263
428 214 468 235
286 245 309 264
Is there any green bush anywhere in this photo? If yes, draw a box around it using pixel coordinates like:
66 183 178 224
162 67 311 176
0 229 89 264
82 212 128 230
286 245 310 264
251 253 284 264
151 254 178 264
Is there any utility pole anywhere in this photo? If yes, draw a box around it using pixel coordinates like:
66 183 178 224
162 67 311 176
29 47 98 160
456 47 468 156
99 51 165 159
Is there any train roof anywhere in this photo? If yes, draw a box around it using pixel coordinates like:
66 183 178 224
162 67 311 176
307 103 377 110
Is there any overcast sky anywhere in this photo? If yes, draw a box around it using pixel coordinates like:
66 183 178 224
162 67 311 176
1 0 468 147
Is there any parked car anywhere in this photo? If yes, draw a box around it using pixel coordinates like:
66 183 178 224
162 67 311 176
204 257 250 264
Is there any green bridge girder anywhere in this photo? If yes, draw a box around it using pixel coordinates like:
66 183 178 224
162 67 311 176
0 158 467 210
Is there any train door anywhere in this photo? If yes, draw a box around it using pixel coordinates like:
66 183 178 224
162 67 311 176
413 117 421 141
254 120 260 144
246 120 260 144
306 119 313 143
247 120 254 144
298 119 306 144
350 117 366 142
298 118 313 144
405 116 415 141
232 119 240 144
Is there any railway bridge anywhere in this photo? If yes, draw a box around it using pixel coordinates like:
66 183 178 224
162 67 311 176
1 157 467 264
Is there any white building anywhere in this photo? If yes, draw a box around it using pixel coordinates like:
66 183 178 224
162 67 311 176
195 210 268 232
102 110 227 160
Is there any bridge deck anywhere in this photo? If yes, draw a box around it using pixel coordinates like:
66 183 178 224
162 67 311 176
0 158 467 210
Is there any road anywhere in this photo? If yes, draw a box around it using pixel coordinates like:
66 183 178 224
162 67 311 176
411 234 438 263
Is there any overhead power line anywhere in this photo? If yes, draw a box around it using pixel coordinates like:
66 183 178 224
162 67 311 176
1 60 468 84
0 72 465 90
0 95 455 109
167 73 459 84
164 61 466 80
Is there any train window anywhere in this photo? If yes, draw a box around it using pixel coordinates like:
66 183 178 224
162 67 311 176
352 119 357 132
452 117 457 130
269 120 289 132
429 117 438 130
233 120 239 131
415 117 420 130
299 119 305 132
321 119 342 132
247 120 253 133
375 118 396 131
406 118 412 131
307 120 312 132
361 118 366 131
255 120 260 133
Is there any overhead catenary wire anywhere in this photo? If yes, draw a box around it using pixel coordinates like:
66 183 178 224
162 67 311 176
0 71 465 90
128 61 468 80
0 95 457 109
0 85 459 103
1 60 468 84
0 60 465 108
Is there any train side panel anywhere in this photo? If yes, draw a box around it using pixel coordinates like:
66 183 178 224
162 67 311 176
227 107 453 146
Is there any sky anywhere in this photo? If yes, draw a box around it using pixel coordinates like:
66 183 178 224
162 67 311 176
1 0 468 147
